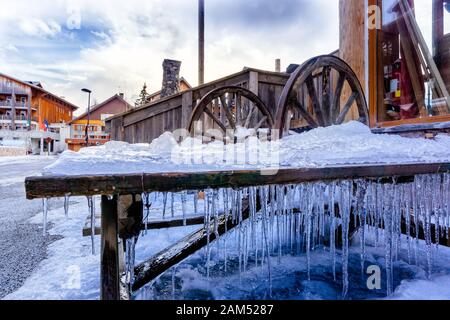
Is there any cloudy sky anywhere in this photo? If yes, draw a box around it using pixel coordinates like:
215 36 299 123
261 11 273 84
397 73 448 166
0 0 340 114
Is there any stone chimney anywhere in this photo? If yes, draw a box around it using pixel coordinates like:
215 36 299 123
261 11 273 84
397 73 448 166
161 59 181 98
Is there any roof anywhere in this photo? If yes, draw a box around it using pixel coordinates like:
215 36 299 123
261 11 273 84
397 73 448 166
147 77 192 100
0 72 79 110
71 94 132 123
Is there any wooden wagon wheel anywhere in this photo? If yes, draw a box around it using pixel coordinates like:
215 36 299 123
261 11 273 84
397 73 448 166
275 55 369 137
187 86 274 142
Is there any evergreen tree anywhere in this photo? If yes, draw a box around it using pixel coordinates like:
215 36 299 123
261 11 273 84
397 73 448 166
135 83 150 107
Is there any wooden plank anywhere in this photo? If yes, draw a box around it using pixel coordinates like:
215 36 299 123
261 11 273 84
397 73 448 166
123 95 182 127
25 162 450 199
100 195 120 300
181 91 193 130
142 215 205 230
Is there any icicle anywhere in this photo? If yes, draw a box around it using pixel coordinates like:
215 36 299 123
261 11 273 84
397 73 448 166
87 196 96 255
305 184 313 281
42 198 48 236
181 191 187 226
64 195 70 217
171 266 177 300
205 190 212 279
170 192 175 218
340 181 351 299
162 192 168 219
125 236 137 289
383 183 394 296
329 182 337 281
259 186 272 297
194 191 198 215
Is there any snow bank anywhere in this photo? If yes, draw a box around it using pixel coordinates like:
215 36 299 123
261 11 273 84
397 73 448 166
43 122 450 176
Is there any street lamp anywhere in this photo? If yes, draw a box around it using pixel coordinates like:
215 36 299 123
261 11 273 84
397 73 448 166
81 88 91 146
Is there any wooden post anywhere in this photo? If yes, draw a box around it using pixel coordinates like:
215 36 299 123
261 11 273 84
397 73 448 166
100 195 120 300
248 71 259 95
198 0 205 86
181 90 193 130
433 0 444 59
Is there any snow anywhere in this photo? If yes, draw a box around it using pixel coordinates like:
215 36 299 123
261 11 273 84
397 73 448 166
42 122 450 176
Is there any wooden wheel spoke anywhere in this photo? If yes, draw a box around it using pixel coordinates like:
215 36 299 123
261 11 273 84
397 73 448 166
244 105 256 128
235 93 242 126
305 76 325 126
254 116 268 130
321 66 331 125
332 72 346 124
204 105 227 132
335 92 357 125
292 99 319 128
219 95 236 130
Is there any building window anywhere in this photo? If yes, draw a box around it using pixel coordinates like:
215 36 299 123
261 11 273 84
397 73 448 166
371 0 450 126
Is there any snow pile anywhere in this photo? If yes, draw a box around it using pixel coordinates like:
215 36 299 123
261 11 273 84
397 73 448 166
43 121 450 175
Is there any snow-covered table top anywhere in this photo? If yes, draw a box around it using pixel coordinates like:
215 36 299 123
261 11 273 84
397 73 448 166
42 121 450 176
24 122 450 199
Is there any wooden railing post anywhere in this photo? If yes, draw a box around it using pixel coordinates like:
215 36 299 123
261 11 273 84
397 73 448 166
181 90 194 130
100 195 120 300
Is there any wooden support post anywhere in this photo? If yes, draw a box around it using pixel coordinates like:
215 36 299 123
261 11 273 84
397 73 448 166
198 0 205 86
181 91 193 130
248 71 259 95
100 195 120 300
433 0 444 59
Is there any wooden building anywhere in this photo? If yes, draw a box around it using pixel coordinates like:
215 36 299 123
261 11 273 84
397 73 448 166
0 72 78 154
67 94 132 151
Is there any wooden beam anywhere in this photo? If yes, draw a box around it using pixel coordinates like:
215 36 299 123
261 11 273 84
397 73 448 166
100 195 120 300
433 0 444 58
25 162 450 199
198 0 205 85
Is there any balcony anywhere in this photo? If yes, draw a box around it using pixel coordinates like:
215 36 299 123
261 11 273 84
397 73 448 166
0 85 29 95
0 101 36 110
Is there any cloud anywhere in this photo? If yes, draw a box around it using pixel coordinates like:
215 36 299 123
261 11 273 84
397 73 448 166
0 0 339 115
18 18 61 38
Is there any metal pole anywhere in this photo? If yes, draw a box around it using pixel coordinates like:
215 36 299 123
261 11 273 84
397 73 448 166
198 0 205 85
85 92 91 146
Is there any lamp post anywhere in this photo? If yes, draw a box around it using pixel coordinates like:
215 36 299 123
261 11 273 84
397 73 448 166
81 88 92 146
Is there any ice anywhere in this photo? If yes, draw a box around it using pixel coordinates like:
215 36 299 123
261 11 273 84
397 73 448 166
137 172 447 299
86 196 95 255
64 195 70 218
42 198 48 236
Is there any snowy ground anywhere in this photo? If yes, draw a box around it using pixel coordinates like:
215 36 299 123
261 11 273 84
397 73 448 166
0 155 61 298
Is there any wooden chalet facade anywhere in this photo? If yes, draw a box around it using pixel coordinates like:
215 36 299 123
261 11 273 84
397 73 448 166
67 94 132 151
0 72 78 154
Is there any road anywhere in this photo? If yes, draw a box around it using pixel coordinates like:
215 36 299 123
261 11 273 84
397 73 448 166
0 156 62 298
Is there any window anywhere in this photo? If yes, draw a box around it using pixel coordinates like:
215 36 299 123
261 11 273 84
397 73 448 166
370 0 450 127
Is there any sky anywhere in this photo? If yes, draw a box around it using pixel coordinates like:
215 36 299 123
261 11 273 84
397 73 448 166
0 0 340 115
